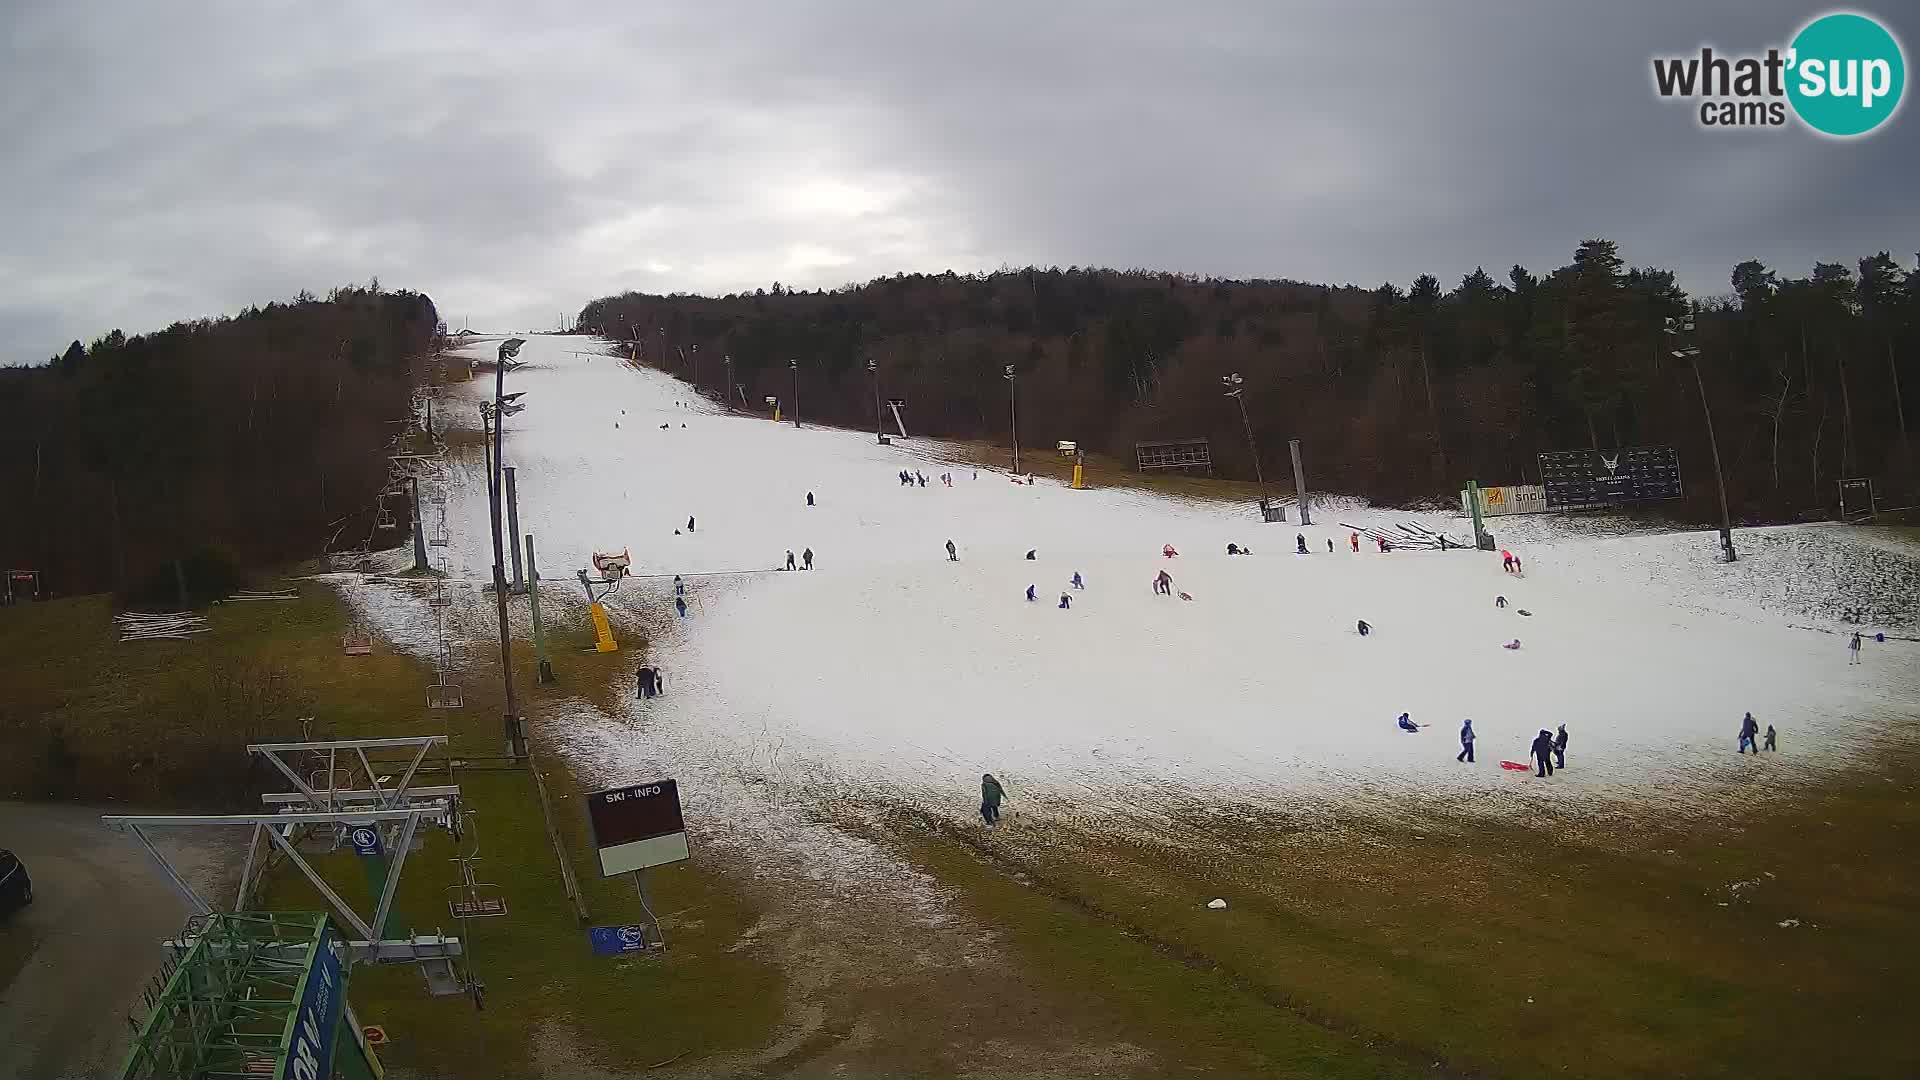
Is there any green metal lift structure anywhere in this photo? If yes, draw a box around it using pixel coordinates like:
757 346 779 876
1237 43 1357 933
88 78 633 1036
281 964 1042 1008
119 911 380 1080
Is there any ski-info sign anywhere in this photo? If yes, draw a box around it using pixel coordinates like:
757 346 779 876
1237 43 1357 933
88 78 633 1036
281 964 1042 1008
585 780 689 876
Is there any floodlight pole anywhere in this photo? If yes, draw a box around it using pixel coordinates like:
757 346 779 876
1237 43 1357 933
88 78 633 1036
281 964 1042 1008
1222 373 1270 510
490 338 528 759
790 359 801 428
1005 364 1021 474
869 358 884 443
724 354 735 411
1667 317 1736 562
408 476 429 572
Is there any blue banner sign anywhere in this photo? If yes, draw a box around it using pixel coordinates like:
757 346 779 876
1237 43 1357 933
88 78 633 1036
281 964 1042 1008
589 924 653 956
281 925 344 1080
348 826 383 858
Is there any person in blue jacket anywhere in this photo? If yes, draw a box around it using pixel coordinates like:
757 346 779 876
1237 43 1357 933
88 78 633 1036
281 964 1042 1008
1396 713 1419 733
1456 719 1476 762
1025 584 1037 602
1738 712 1760 754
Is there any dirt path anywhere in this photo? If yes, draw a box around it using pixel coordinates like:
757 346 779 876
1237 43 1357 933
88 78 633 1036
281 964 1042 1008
0 802 238 1080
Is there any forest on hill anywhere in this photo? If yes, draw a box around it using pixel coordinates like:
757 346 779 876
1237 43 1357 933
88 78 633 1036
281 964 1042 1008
580 240 1916 521
0 286 440 599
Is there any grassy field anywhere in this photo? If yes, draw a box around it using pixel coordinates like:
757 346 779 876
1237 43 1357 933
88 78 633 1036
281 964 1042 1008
868 746 1920 1079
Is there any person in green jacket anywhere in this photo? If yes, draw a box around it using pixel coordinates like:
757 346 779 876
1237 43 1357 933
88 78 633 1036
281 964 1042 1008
980 774 1006 825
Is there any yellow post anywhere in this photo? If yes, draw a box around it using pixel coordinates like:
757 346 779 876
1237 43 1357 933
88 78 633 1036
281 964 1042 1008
772 405 782 423
589 601 618 653
1072 463 1086 490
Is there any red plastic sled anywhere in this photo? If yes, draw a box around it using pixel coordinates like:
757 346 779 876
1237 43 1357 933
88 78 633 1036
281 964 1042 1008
1499 760 1531 771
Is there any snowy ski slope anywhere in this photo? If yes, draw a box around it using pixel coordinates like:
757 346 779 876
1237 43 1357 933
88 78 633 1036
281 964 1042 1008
371 335 1918 825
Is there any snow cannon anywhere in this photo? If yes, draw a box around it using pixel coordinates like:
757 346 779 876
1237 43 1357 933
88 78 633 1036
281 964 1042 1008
592 549 632 580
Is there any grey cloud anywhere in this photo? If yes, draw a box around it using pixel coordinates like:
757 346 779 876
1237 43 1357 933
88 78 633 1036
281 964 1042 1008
2 1 1915 362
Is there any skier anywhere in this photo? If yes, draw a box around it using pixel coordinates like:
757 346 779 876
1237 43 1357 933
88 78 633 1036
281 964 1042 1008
1531 729 1555 776
1512 554 1523 574
980 773 1005 826
1738 712 1760 754
918 472 928 488
673 575 685 599
1071 571 1084 589
1397 713 1420 733
785 550 796 571
1764 724 1778 752
1025 584 1037 602
1502 550 1515 573
802 547 814 570
1059 592 1071 609
1349 531 1359 553
1457 719 1476 763
1153 569 1173 596
1356 619 1371 636
1553 723 1568 770
1849 631 1863 665
1378 537 1392 553
1495 595 1508 608
1296 534 1308 554
674 596 688 618
806 491 815 507
686 516 696 533
946 539 958 562
1026 549 1037 560
1327 537 1334 553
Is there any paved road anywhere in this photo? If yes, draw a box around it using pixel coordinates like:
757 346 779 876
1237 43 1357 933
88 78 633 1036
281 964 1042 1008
0 802 233 1080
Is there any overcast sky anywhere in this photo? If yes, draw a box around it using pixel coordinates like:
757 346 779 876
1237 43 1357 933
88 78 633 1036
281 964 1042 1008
2 1 1914 362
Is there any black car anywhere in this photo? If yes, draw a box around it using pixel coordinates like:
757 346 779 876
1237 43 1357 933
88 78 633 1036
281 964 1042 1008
0 849 31 916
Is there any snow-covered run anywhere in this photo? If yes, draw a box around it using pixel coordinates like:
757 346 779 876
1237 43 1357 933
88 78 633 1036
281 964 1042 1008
353 336 1918 839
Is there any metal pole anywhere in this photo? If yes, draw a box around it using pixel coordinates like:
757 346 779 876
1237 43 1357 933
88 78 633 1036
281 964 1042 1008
871 359 883 443
409 476 429 572
505 467 524 593
487 409 525 761
526 533 555 685
1689 353 1737 562
1289 438 1311 526
1234 394 1266 495
1006 366 1021 474
725 355 735 411
791 360 801 428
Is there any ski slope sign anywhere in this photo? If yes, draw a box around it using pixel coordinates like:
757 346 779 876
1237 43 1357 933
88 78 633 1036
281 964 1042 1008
1538 447 1682 510
585 779 690 876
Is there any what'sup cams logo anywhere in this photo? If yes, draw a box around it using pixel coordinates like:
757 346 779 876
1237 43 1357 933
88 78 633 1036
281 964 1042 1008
1652 11 1905 136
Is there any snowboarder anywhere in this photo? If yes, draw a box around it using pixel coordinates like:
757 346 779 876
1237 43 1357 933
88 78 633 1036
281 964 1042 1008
1025 584 1037 602
1296 534 1308 555
1553 723 1568 769
785 550 796 571
1025 549 1036 560
1153 569 1173 596
1849 631 1863 665
1397 713 1420 733
674 596 688 618
636 665 657 699
946 539 958 562
803 547 814 570
1764 724 1777 752
1349 531 1359 552
980 773 1005 825
1356 619 1371 637
1457 719 1476 762
1738 712 1760 754
686 516 696 533
806 491 815 507
1503 638 1522 650
1531 729 1555 776
1226 543 1239 555
1059 592 1071 609
1071 571 1084 589
1495 595 1508 608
